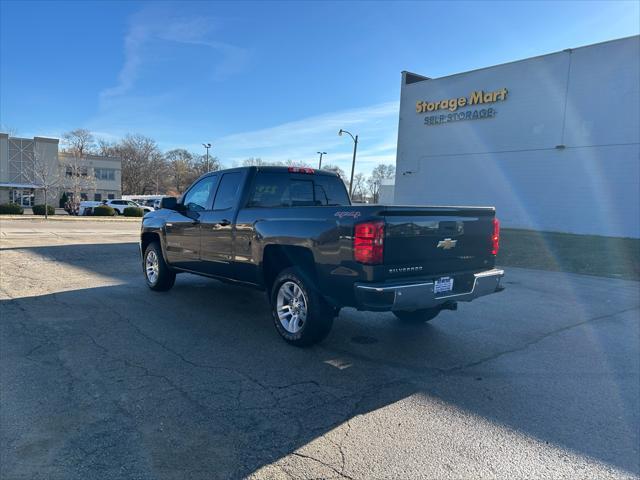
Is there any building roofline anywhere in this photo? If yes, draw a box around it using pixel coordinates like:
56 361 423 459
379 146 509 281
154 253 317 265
58 151 121 162
403 34 639 85
34 136 59 144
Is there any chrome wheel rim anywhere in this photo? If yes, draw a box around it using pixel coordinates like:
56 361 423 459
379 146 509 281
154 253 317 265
276 281 308 334
145 250 159 284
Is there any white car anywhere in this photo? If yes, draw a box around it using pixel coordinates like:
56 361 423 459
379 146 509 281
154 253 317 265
78 199 154 215
105 199 154 215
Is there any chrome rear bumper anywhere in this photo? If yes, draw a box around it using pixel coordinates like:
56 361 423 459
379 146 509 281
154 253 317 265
354 268 504 311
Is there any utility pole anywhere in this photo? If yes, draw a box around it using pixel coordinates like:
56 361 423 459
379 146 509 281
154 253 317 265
338 129 358 198
317 151 327 169
202 143 212 172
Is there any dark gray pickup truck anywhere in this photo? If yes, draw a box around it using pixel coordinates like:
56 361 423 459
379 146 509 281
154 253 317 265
141 166 504 345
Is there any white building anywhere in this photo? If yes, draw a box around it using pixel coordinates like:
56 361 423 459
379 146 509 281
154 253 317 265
394 36 640 238
0 133 122 207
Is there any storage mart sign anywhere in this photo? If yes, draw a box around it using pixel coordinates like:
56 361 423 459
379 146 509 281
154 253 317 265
416 87 508 126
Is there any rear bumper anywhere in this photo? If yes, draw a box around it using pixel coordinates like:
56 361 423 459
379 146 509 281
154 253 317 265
354 268 504 311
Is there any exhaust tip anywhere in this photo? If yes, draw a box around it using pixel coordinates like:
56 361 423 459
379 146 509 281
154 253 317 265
442 301 458 311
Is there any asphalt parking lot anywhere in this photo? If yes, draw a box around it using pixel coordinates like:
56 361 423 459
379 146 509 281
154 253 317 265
1 219 638 479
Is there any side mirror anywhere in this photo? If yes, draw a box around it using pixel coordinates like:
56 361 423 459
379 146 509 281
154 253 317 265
160 197 179 210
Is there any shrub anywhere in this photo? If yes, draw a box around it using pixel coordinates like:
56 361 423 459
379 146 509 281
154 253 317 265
59 192 69 208
93 205 116 216
0 203 24 215
123 206 144 217
32 204 55 216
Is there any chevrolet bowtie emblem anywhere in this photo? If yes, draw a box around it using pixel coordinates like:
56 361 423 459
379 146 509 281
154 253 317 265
437 238 457 250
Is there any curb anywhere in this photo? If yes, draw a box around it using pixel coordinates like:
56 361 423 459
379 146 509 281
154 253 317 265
0 215 142 222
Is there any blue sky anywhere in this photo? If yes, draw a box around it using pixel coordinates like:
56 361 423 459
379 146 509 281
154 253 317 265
1 0 638 174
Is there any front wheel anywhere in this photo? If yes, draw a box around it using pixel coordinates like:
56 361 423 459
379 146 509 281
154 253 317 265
143 241 176 291
393 308 441 323
271 268 334 346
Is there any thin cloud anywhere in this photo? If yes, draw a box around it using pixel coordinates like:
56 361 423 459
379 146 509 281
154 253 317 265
206 101 400 173
100 7 248 100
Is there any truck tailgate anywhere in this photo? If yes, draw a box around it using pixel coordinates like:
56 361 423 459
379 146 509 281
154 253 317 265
382 206 496 279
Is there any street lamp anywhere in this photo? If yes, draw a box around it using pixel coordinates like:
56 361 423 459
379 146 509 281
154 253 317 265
202 143 212 172
338 129 358 198
317 151 327 169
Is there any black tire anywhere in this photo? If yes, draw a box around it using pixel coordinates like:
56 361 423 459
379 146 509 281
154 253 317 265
393 308 441 323
113 209 120 215
143 241 176 291
270 267 334 346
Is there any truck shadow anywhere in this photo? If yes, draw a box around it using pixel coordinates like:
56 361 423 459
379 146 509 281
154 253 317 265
1 242 638 478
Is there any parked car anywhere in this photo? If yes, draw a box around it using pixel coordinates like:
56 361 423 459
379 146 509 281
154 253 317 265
78 201 102 216
78 199 153 216
140 166 504 346
105 200 154 215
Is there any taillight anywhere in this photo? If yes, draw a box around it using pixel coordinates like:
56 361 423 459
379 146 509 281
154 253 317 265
491 218 500 255
288 167 315 174
354 221 384 265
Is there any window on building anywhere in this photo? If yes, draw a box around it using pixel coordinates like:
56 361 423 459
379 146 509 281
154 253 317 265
65 165 89 177
94 193 102 201
94 168 116 181
10 189 34 207
81 193 88 201
108 193 115 200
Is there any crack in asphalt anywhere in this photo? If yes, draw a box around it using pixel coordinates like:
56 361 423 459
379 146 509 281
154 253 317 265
443 305 640 373
320 304 640 378
291 451 356 480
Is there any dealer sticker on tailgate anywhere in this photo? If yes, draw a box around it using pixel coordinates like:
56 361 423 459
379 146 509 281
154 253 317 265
434 277 454 294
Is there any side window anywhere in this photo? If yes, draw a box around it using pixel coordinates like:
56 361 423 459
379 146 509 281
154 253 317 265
313 176 350 206
289 180 314 206
213 172 242 210
183 176 218 211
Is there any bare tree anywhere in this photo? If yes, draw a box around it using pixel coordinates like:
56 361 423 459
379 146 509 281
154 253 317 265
165 149 194 193
113 134 162 194
193 154 221 177
366 164 395 203
62 129 95 156
242 157 269 167
321 164 349 191
1 125 19 136
285 159 311 168
351 172 367 203
32 146 61 219
61 129 97 211
97 139 118 157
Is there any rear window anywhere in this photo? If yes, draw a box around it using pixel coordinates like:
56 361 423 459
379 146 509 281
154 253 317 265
247 172 350 208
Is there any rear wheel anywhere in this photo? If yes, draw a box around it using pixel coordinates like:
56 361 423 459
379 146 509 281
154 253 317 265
143 241 175 291
270 267 334 346
393 308 440 323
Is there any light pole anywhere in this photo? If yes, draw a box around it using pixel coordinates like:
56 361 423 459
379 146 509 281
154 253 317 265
317 151 327 169
338 129 358 198
202 143 212 172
